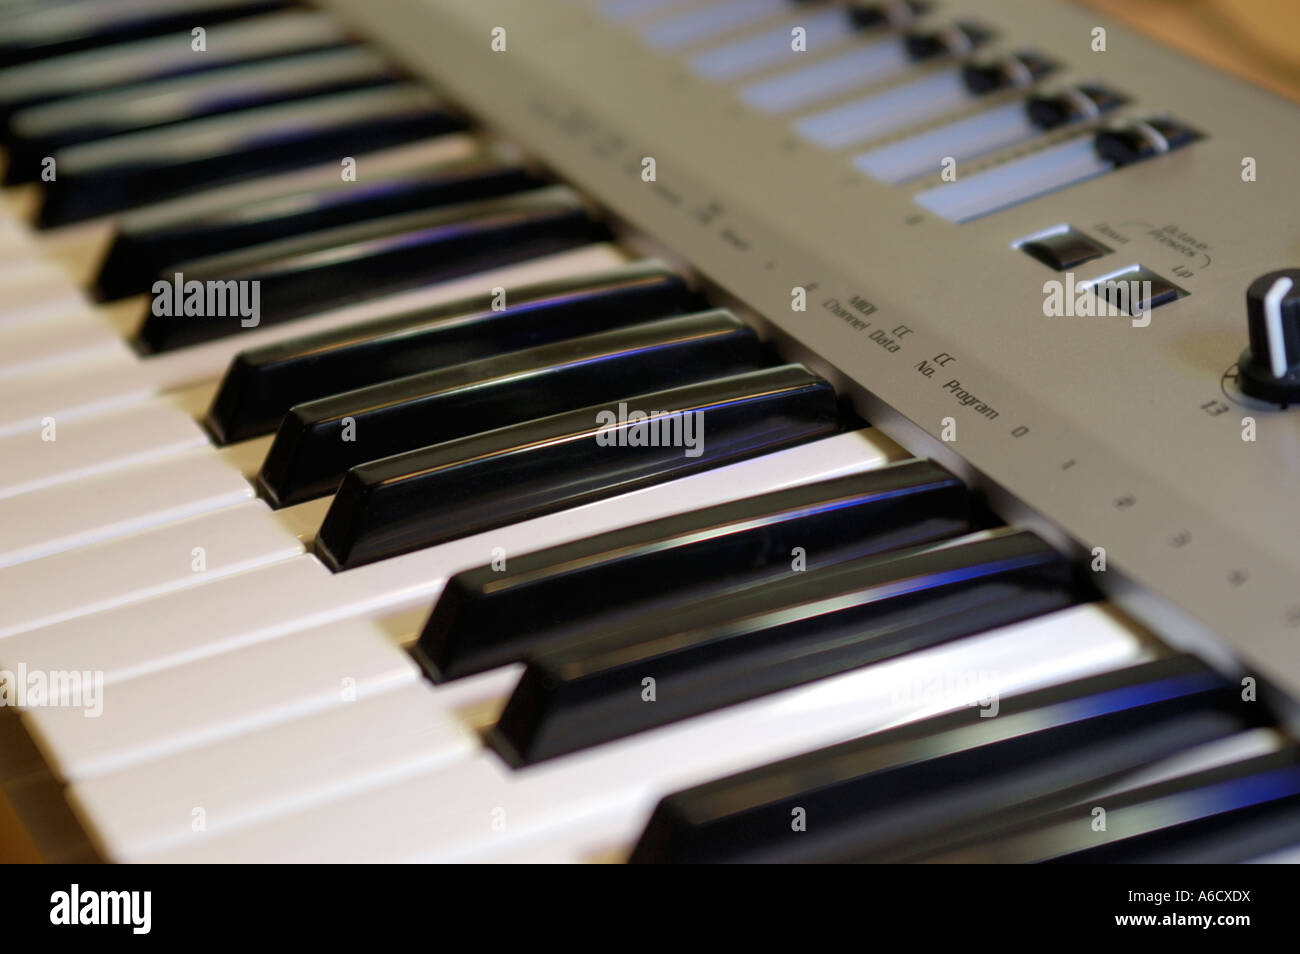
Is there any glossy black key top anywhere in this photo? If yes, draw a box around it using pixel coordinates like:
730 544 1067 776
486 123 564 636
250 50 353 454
259 310 763 507
0 0 284 68
315 365 840 570
0 11 351 122
629 655 1266 863
135 185 604 352
95 151 541 301
204 260 694 444
5 47 401 184
923 745 1300 864
417 459 971 682
39 85 460 226
491 529 1083 765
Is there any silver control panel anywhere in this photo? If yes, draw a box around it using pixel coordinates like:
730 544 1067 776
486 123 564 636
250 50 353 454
314 0 1300 703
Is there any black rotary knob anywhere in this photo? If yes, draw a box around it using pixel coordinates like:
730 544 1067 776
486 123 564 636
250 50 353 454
1238 269 1300 405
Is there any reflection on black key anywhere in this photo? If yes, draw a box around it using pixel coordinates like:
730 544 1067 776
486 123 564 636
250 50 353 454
259 311 762 507
924 746 1300 863
135 185 604 353
39 85 459 226
315 365 840 571
204 260 694 444
95 151 541 300
5 47 401 184
0 0 284 68
630 656 1265 863
491 529 1082 766
0 11 351 122
417 460 970 682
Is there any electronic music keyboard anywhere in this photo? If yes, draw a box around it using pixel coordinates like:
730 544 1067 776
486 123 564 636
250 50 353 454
1 0 1299 864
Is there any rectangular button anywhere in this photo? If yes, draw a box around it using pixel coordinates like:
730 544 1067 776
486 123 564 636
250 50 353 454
1089 265 1186 317
1017 225 1112 271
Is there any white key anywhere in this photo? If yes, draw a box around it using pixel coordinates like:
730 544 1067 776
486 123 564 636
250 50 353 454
0 430 905 691
67 682 482 862
0 262 87 327
39 661 515 860
0 313 130 381
142 604 1151 862
0 399 208 499
0 556 333 690
0 351 150 440
30 619 514 784
0 244 627 437
22 618 421 779
0 500 303 638
0 448 251 567
0 218 39 253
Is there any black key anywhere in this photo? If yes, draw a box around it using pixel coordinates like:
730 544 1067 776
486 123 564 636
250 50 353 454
417 459 971 682
0 11 351 122
315 365 840 571
204 260 695 444
491 529 1083 765
39 85 460 226
923 746 1300 863
135 185 605 353
0 0 284 69
258 310 763 507
629 655 1268 863
5 47 402 184
95 152 542 301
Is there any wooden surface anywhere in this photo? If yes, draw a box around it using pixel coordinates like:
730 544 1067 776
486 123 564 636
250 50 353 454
1080 0 1300 101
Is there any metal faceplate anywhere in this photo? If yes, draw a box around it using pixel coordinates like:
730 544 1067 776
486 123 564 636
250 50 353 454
314 0 1300 700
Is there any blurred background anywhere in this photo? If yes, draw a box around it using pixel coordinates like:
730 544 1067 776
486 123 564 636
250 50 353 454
1082 0 1300 101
